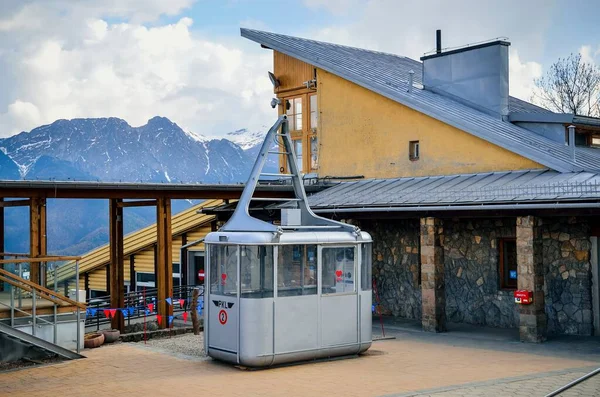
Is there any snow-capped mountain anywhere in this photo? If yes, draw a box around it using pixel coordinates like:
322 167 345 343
0 116 278 255
226 127 268 151
0 116 268 183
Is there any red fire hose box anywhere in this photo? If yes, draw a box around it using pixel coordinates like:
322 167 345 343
514 290 533 304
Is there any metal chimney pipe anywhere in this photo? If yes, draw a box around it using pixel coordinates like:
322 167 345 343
568 125 576 162
408 70 414 92
436 30 442 53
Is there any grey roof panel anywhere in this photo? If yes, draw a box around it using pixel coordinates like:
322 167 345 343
242 29 600 173
306 170 600 209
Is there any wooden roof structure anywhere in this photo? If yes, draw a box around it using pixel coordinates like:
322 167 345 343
52 199 222 283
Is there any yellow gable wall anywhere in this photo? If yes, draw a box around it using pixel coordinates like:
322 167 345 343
316 69 544 178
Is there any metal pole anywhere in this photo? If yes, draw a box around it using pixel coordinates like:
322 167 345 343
18 263 22 308
75 260 80 354
32 289 36 337
10 286 15 327
53 265 58 345
545 367 600 397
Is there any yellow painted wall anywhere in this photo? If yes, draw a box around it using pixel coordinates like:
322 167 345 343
316 70 543 178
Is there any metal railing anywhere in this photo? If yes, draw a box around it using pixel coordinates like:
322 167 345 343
85 284 204 331
544 367 600 396
0 259 84 354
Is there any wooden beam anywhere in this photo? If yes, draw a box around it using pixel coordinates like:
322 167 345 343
0 305 78 319
156 197 173 329
117 200 157 208
0 256 81 264
0 183 294 200
0 199 31 208
109 198 125 332
0 275 66 306
0 268 86 309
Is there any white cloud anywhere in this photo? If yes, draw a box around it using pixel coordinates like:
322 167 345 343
0 1 275 138
509 49 543 101
579 45 599 65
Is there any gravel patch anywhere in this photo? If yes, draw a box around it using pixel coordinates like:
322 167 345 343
133 332 206 359
0 356 65 373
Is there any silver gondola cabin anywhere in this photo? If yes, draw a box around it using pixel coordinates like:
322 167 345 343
204 115 373 367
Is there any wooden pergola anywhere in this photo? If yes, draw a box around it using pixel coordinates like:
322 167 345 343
0 180 295 331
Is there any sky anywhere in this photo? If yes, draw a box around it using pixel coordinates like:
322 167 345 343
0 0 599 139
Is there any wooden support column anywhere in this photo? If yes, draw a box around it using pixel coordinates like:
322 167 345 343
129 255 136 292
109 198 125 332
420 217 446 332
516 215 546 342
181 233 188 286
0 198 4 292
29 197 47 285
156 197 173 329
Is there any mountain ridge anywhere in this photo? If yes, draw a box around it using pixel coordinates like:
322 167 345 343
0 116 275 255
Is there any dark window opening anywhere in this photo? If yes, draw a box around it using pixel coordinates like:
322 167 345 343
409 140 420 161
499 238 517 289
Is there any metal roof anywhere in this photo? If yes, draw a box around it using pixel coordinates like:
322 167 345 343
242 28 600 173
0 179 299 199
507 96 553 114
306 170 600 211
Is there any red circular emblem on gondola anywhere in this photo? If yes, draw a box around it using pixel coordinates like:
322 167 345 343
218 309 228 325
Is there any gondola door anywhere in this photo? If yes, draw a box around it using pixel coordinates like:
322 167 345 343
320 246 359 347
207 244 239 357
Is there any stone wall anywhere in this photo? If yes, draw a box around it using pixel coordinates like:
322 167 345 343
355 215 595 336
357 219 421 319
444 218 519 328
541 217 593 336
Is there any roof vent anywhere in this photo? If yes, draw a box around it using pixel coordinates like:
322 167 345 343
407 70 414 93
436 29 442 54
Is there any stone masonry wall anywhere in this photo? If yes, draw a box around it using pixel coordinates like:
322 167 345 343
444 218 519 328
357 219 422 320
541 217 593 336
355 216 594 336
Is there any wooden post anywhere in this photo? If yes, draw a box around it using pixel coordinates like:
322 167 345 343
29 197 46 285
129 255 136 292
40 198 47 286
0 198 4 292
181 233 188 286
109 198 125 332
156 197 173 329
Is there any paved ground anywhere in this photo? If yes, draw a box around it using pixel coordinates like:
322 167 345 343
1 323 600 397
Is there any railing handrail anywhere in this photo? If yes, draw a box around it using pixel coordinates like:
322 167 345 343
84 285 204 330
0 299 54 326
0 268 86 309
